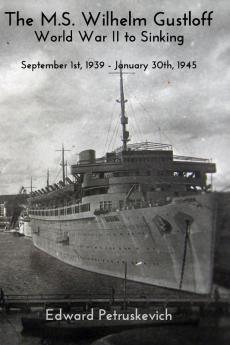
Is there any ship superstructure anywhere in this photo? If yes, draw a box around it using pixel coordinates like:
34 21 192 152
28 67 216 294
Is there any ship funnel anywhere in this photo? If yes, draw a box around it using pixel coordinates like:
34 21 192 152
79 150 96 165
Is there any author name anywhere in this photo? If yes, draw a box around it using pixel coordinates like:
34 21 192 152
46 308 173 321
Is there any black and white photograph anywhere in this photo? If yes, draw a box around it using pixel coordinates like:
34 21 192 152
0 0 229 344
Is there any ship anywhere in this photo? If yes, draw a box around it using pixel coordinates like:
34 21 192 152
19 211 32 237
28 67 216 294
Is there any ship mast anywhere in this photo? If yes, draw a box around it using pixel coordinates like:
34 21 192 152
25 176 36 194
111 63 134 151
30 176 33 194
61 144 65 184
119 66 129 151
56 144 71 185
47 169 49 187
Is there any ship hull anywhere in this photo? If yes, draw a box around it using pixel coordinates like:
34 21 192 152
30 194 216 294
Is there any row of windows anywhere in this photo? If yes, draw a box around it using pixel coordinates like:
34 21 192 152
77 244 156 251
29 203 90 217
98 200 162 212
124 157 169 163
76 255 148 265
57 252 160 267
112 170 171 177
100 201 112 211
0 204 4 217
104 170 202 178
56 231 147 237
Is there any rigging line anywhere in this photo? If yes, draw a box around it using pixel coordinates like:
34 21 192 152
107 117 120 152
129 91 177 147
109 119 120 150
129 91 160 127
126 99 143 142
123 96 141 142
128 103 144 142
104 101 116 154
128 122 139 143
140 100 175 146
125 85 145 141
107 120 116 152
135 96 195 156
111 119 121 151
54 167 62 182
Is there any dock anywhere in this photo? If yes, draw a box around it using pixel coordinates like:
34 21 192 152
1 291 230 313
1 291 229 341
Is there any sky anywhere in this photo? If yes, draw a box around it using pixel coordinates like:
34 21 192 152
0 0 229 194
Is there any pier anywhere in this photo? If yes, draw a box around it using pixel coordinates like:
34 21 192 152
1 291 230 313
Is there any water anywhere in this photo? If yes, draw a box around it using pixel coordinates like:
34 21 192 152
92 321 230 345
0 232 169 296
0 232 229 345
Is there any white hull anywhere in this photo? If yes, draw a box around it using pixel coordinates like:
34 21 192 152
30 194 216 294
19 219 32 237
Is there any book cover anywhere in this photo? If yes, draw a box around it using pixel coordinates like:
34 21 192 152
0 1 229 344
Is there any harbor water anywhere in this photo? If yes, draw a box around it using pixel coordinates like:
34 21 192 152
0 232 168 296
0 232 229 345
